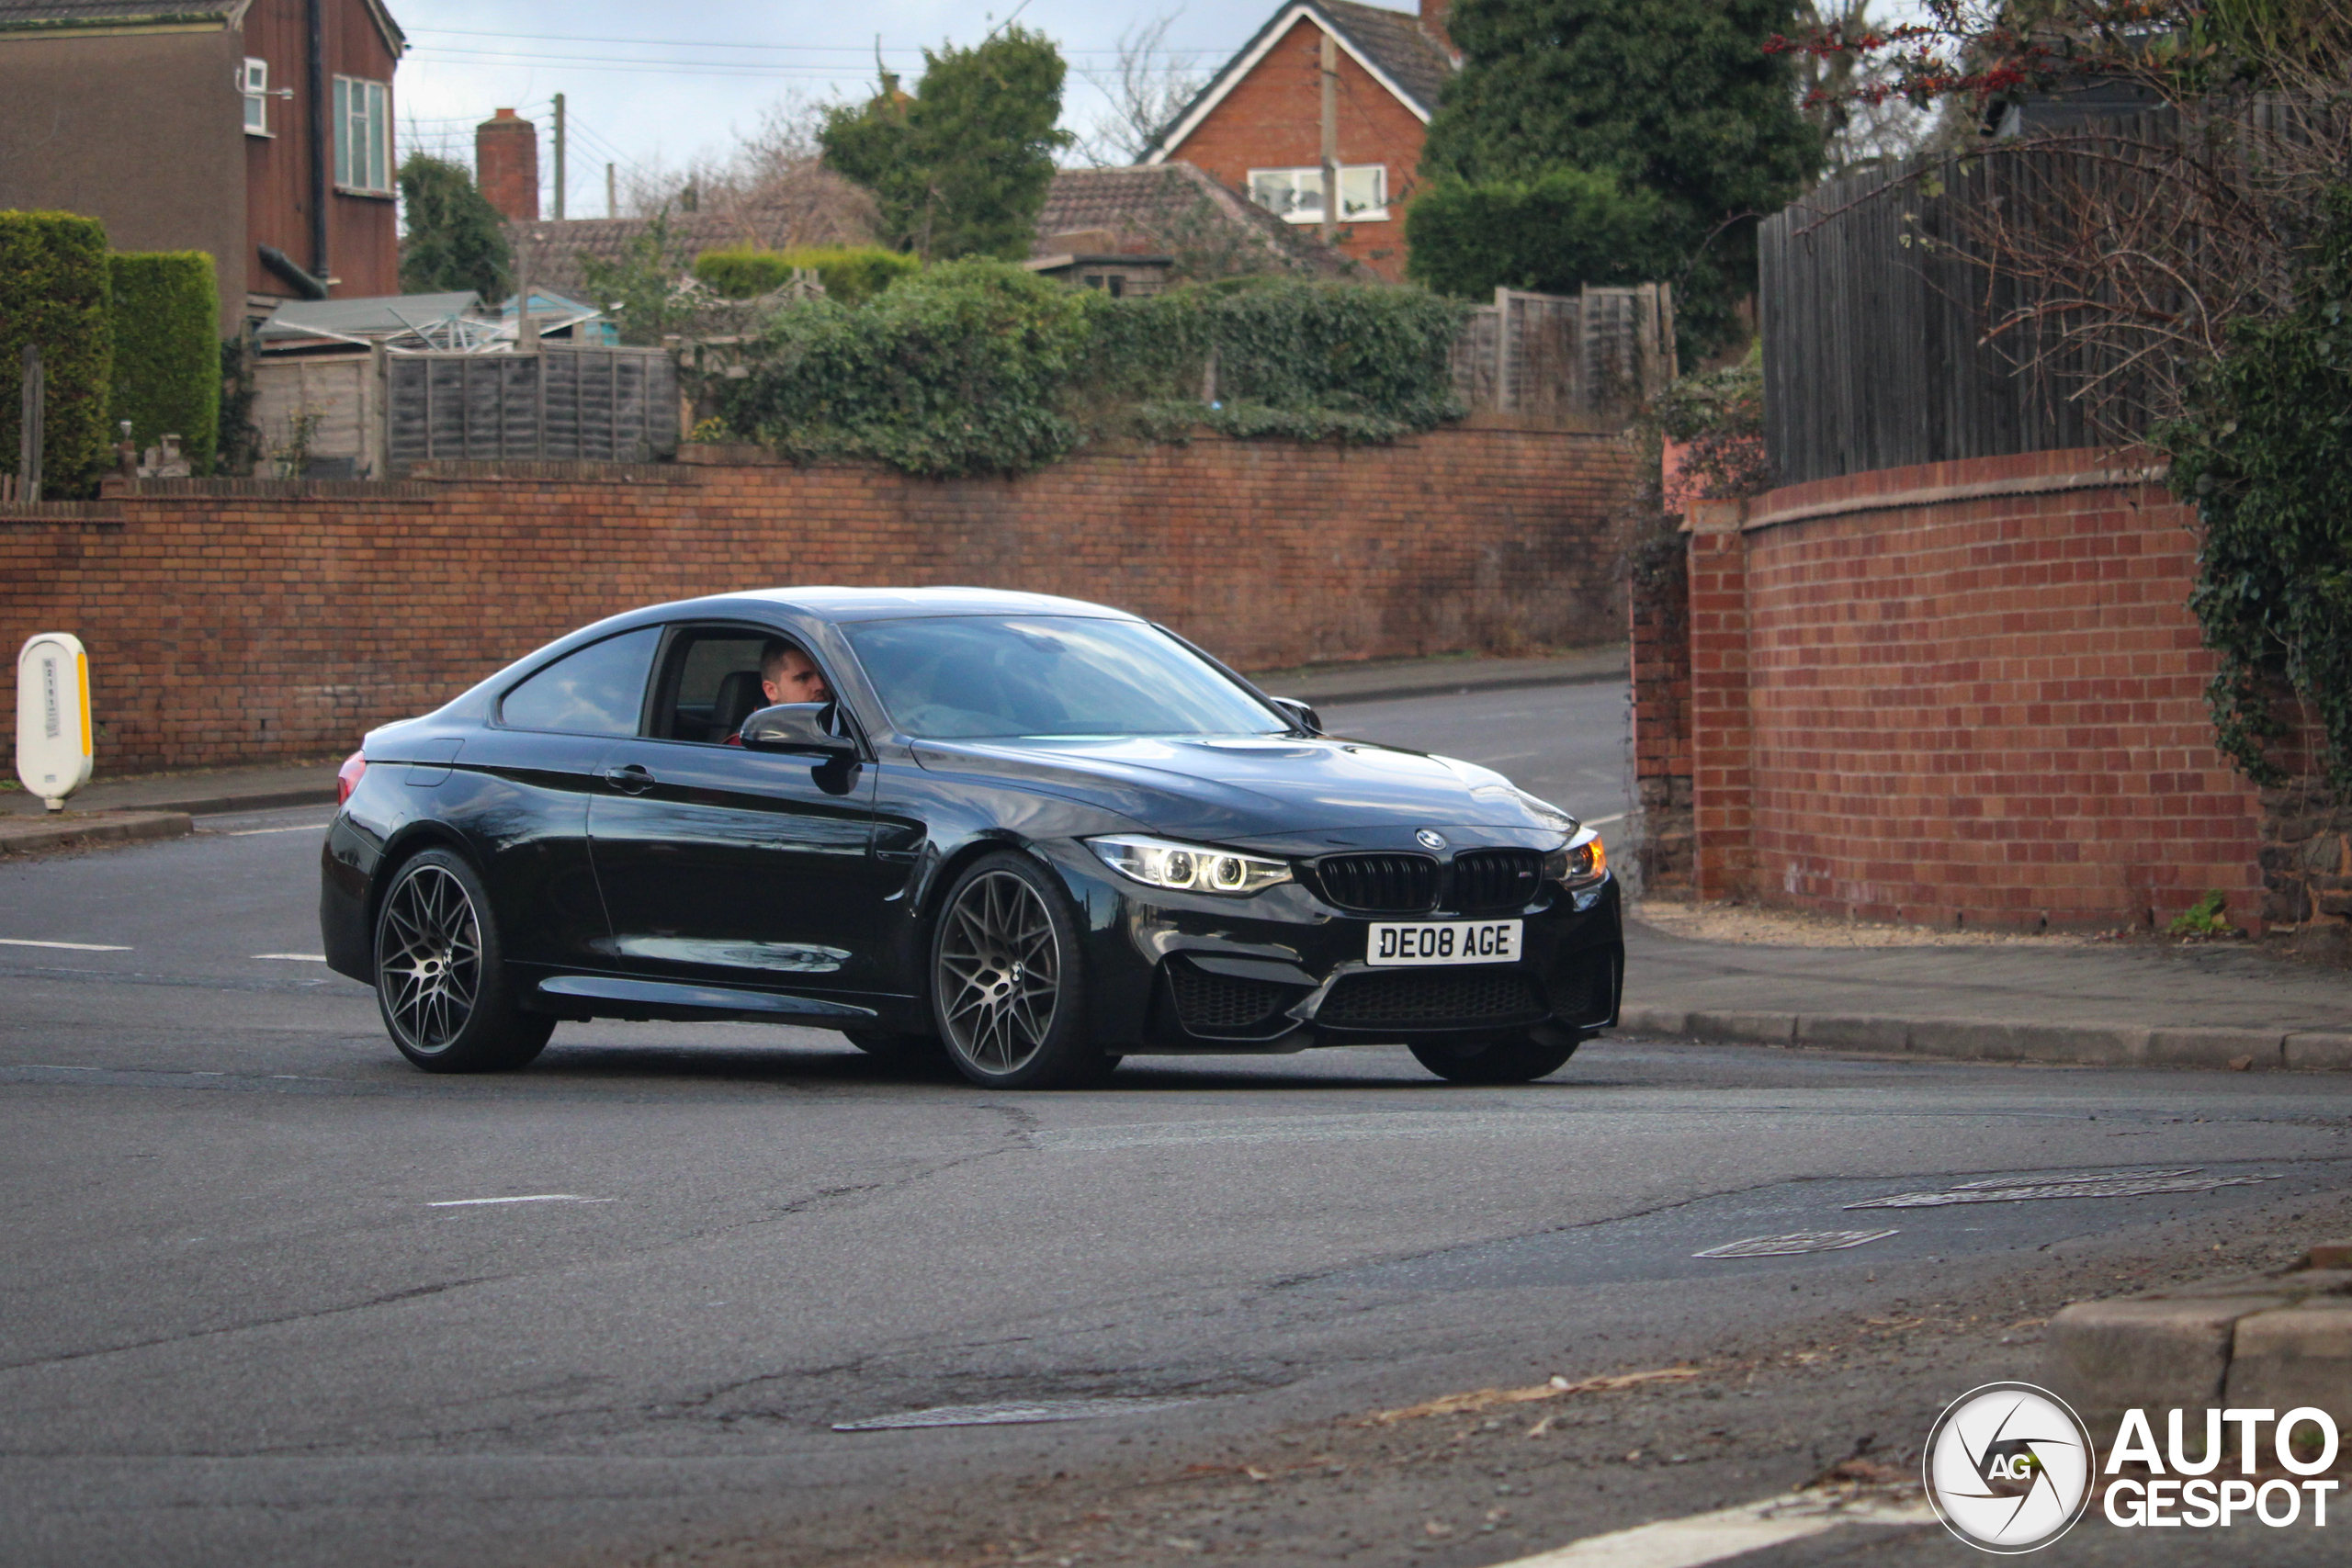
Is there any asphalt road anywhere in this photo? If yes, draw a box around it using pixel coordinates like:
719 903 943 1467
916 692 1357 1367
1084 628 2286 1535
3 682 2346 1568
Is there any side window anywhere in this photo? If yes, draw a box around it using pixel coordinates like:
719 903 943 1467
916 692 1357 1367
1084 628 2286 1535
650 628 828 743
499 627 661 736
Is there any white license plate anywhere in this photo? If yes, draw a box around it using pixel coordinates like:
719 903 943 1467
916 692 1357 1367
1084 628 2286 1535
1366 919 1522 966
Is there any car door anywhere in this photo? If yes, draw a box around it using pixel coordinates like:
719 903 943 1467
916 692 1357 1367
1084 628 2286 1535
452 624 664 973
586 626 891 994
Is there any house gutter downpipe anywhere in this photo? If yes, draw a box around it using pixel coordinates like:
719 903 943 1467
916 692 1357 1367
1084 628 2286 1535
307 0 328 291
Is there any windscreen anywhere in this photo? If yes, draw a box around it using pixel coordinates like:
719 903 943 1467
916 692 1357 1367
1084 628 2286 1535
843 616 1285 739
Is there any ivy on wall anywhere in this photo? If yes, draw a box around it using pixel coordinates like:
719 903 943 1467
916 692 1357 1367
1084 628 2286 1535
2161 185 2352 790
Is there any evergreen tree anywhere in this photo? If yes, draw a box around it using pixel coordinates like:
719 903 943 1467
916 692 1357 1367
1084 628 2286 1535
1412 0 1823 358
820 27 1073 262
397 154 513 299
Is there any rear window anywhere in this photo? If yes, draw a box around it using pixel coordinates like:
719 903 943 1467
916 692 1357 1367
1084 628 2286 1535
499 627 661 736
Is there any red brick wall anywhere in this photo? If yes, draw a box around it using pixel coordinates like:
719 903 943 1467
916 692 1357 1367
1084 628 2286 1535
1166 15 1432 281
2 429 1634 774
1664 450 2268 931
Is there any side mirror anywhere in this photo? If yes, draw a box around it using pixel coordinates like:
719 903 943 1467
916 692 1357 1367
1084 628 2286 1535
1268 695 1322 735
741 702 859 759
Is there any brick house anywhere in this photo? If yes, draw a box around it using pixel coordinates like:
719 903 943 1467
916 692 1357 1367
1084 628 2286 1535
1144 0 1456 281
0 0 405 334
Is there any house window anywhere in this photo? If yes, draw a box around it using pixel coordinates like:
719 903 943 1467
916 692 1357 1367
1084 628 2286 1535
332 75 391 195
1247 165 1387 224
241 58 270 135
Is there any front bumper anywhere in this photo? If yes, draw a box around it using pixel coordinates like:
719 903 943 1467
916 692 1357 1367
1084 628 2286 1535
1046 843 1623 1052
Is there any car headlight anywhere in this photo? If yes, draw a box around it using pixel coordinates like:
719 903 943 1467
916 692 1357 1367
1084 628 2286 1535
1544 828 1608 888
1086 834 1293 896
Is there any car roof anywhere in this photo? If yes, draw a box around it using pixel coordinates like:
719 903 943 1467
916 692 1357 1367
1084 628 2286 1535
669 585 1145 624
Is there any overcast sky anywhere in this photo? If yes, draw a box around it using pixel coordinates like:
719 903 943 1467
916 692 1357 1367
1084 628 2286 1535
390 0 1355 215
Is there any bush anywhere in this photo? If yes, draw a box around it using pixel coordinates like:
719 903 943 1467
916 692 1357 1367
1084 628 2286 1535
2161 183 2352 789
1406 170 1670 302
397 153 511 299
0 209 112 497
721 258 1093 475
695 244 919 305
719 265 1469 476
107 251 219 475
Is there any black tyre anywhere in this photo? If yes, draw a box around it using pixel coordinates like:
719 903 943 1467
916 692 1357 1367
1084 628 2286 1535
929 851 1112 1089
1408 1032 1579 1085
373 847 554 1074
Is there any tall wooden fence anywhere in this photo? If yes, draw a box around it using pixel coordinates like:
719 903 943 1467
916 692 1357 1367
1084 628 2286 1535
1451 283 1675 425
385 345 679 469
1759 113 2212 485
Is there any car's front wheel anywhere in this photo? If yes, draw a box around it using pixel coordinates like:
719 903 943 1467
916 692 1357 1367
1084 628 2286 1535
930 852 1110 1089
1408 1032 1578 1085
373 848 554 1073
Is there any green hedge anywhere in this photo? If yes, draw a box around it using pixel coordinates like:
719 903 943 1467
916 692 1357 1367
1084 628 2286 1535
694 244 921 306
719 265 1467 476
0 210 112 497
108 251 219 476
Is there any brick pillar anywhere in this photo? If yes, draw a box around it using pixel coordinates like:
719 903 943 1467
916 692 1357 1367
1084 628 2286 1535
1629 540 1693 895
1687 500 1754 901
475 107 539 222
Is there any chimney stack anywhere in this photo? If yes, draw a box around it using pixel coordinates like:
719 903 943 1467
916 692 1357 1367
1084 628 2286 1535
475 107 540 222
1419 0 1455 55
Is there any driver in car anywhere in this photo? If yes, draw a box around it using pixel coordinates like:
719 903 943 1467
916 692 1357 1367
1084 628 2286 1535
725 641 832 745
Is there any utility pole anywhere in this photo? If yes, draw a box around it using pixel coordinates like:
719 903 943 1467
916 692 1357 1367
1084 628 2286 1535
606 162 616 218
552 93 567 220
1318 28 1339 245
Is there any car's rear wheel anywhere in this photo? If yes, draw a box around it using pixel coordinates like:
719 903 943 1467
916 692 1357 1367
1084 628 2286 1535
930 852 1110 1089
374 848 553 1074
1408 1032 1578 1085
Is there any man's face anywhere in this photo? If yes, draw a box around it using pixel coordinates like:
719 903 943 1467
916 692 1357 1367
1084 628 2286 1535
763 649 831 705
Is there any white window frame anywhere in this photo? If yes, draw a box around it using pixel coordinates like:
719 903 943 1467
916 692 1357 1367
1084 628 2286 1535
331 75 392 196
1246 164 1388 225
241 57 271 136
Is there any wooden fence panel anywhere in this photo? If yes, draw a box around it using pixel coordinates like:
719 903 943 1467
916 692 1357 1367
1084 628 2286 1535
1450 283 1674 424
385 345 678 468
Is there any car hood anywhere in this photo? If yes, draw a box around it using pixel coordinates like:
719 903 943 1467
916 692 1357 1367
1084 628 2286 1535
909 734 1579 843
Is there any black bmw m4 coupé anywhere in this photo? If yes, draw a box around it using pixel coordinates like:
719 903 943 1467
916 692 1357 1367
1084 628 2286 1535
321 588 1623 1088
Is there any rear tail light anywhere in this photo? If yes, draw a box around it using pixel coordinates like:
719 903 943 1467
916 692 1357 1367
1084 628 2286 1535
336 750 367 806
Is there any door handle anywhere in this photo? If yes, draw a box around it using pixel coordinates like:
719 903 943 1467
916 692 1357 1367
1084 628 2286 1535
601 763 656 795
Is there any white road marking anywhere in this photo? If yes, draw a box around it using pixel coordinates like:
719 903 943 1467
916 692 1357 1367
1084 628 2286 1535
1487 1492 1934 1568
0 938 131 952
223 823 330 837
833 1396 1196 1432
425 1194 612 1208
1692 1228 1899 1259
1581 812 1628 828
252 953 329 962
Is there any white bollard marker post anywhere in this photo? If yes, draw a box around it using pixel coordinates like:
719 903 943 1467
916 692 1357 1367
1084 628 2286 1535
15 633 93 812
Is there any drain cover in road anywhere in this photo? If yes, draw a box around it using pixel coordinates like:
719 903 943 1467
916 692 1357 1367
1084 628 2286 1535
1844 1168 2276 1210
832 1396 1195 1432
1692 1229 1900 1259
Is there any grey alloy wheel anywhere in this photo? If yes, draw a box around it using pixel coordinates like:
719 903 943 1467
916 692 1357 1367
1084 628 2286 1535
372 848 553 1073
379 862 481 1055
936 868 1062 1075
